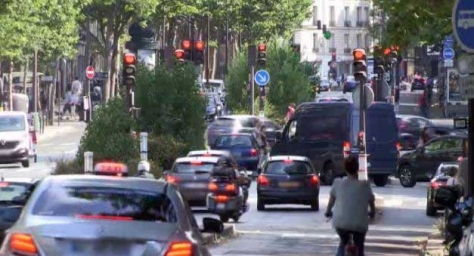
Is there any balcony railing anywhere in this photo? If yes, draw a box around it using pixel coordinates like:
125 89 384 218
329 47 337 53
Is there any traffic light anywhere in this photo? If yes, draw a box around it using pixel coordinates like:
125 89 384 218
353 49 367 81
122 53 136 87
181 40 193 61
257 43 266 66
374 57 384 74
193 40 205 65
174 49 185 64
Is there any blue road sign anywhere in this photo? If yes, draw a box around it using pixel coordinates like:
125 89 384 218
255 70 270 86
453 0 474 52
444 36 454 48
443 48 455 60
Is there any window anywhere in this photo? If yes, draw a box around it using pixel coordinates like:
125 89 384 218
356 7 362 22
313 6 318 26
425 139 444 152
265 161 313 175
289 114 348 142
330 36 335 48
0 182 31 202
214 135 253 148
344 6 350 22
356 34 362 48
365 34 371 48
330 6 335 25
174 162 216 173
32 186 178 223
364 7 370 22
0 116 25 132
440 138 462 150
344 34 349 48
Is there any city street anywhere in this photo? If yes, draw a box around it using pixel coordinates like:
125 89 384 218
0 121 85 179
196 179 436 256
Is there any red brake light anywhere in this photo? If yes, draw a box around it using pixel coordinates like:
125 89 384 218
257 175 269 186
190 161 202 165
216 195 229 203
9 233 38 255
225 184 236 192
208 182 218 191
75 214 133 221
166 175 179 184
343 141 350 158
309 175 319 186
203 153 212 156
165 241 193 256
430 181 445 189
283 159 293 164
0 182 10 187
250 149 258 156
396 142 402 151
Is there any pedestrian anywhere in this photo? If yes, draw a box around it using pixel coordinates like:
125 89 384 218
325 156 376 256
62 91 73 119
71 76 82 96
446 166 460 187
285 103 296 123
418 88 430 118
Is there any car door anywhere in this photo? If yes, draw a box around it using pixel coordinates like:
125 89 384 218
438 137 463 162
414 138 445 176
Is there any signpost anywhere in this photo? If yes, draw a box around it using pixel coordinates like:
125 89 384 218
452 0 474 195
86 66 95 79
443 48 455 67
254 70 270 87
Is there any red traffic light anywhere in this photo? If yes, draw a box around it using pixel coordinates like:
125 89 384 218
181 40 192 50
194 40 205 51
123 53 136 65
258 43 266 52
175 49 185 59
353 49 366 61
384 48 391 55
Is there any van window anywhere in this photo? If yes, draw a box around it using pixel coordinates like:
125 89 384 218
366 111 396 142
0 115 25 132
291 116 347 141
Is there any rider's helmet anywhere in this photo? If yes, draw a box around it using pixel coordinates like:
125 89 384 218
137 160 151 173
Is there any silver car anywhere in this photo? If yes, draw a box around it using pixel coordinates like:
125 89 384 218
0 175 223 256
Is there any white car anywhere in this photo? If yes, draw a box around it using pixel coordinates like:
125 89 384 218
319 80 331 91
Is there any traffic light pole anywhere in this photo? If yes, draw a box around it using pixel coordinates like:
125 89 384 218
250 65 255 115
358 78 368 181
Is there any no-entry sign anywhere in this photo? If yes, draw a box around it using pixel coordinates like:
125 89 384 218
86 66 95 79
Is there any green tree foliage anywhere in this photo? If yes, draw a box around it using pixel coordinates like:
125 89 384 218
226 38 313 120
371 0 453 50
135 65 206 150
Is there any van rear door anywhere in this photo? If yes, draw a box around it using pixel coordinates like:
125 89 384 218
366 107 398 175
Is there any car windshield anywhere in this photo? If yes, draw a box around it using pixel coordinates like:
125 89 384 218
214 135 253 148
0 182 31 202
32 186 178 222
266 161 312 175
174 162 215 174
0 115 25 132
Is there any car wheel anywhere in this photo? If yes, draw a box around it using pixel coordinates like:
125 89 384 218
21 159 30 168
219 215 229 222
398 164 416 188
373 175 389 187
232 215 240 223
257 197 265 211
426 200 437 217
310 198 319 211
322 163 335 185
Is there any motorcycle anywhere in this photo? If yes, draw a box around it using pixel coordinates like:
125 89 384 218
434 186 473 256
207 168 249 223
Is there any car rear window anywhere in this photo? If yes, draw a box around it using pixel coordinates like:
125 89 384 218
32 186 178 222
265 161 313 175
174 162 216 174
0 182 31 202
293 115 347 141
214 135 253 147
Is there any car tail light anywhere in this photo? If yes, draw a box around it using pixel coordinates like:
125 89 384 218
165 241 192 256
9 233 38 255
208 182 218 191
216 195 229 203
309 175 319 186
75 214 133 221
343 141 350 158
225 184 236 192
190 161 202 165
396 141 402 151
166 175 179 184
430 181 445 189
257 175 269 186
250 149 258 156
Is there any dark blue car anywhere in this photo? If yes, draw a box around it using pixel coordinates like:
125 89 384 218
210 133 265 176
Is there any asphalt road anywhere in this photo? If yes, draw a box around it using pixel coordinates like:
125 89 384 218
196 179 437 256
0 122 85 179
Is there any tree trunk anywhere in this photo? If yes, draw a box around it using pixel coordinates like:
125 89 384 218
211 47 217 79
8 59 13 110
167 19 176 47
103 32 114 102
22 58 29 90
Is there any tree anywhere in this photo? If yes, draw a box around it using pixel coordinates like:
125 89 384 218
226 38 313 121
82 0 159 102
371 0 453 50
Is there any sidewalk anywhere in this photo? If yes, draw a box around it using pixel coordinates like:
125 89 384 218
38 120 86 142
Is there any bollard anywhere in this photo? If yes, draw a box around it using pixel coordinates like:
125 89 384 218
358 153 369 181
84 151 93 173
140 132 148 161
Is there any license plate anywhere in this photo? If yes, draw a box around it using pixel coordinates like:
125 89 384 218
185 183 206 189
278 182 300 188
217 203 225 210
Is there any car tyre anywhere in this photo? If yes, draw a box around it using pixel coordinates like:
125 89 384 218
257 197 265 211
219 215 229 222
426 201 437 217
398 164 416 188
310 199 319 211
232 215 240 223
373 175 389 187
21 159 30 168
322 162 335 185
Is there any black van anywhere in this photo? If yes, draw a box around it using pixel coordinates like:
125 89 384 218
271 102 399 187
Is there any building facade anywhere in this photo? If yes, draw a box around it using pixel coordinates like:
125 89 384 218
294 0 373 80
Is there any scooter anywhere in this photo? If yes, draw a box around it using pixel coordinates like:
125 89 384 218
207 168 249 223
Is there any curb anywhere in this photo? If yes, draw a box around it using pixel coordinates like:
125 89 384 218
370 193 384 224
202 225 236 245
419 232 445 256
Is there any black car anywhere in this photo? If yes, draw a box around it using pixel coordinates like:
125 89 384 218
256 155 320 211
411 78 425 91
426 162 459 217
0 178 39 243
397 134 466 188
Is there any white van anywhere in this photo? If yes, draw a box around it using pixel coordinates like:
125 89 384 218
0 111 33 167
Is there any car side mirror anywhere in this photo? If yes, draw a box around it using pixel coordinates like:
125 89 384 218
202 217 224 233
275 130 283 141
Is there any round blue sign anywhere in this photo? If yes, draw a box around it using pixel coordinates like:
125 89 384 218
443 48 455 59
453 0 474 52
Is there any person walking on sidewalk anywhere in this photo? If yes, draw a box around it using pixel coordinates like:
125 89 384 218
325 156 376 256
418 88 430 118
285 103 296 123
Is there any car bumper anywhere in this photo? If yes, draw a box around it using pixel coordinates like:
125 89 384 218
179 187 209 207
0 148 29 163
258 187 319 204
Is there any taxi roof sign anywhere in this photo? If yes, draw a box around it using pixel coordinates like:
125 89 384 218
93 162 128 176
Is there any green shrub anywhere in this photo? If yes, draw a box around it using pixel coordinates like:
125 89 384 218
52 158 83 175
148 135 188 171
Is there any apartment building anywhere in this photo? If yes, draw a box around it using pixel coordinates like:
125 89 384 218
294 0 373 79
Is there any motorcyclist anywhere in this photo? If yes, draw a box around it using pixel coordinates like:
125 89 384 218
136 160 155 179
211 165 249 212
